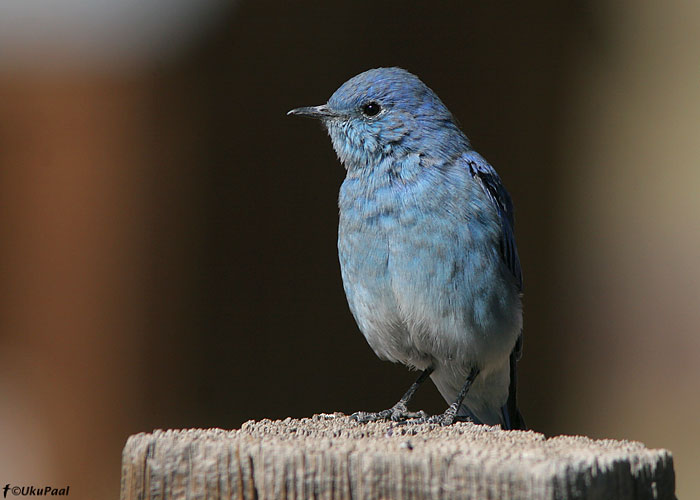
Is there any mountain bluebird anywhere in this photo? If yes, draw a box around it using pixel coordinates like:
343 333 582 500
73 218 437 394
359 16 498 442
288 67 526 429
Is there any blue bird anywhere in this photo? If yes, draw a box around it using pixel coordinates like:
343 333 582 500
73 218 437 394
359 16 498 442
289 67 526 429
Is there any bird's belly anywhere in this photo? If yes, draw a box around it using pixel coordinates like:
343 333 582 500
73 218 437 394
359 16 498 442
338 222 430 368
338 217 521 373
388 230 521 372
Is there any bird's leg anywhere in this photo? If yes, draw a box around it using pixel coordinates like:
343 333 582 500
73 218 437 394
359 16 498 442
408 367 480 426
351 367 433 423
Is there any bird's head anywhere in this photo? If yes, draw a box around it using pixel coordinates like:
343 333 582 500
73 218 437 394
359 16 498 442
288 67 468 171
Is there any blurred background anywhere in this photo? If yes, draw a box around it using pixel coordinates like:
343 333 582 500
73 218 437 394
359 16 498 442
1 0 698 498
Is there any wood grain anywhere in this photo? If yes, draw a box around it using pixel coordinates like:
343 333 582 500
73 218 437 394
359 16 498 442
120 414 675 500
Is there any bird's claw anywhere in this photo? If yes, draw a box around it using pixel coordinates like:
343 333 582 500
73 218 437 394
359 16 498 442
400 409 471 427
350 409 391 423
351 403 428 424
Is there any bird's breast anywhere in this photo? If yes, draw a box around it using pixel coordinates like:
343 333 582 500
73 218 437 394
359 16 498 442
338 171 520 370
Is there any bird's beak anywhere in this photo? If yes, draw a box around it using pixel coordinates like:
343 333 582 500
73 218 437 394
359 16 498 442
287 104 337 119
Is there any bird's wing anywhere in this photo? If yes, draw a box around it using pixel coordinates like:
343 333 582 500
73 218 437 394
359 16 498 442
465 151 526 430
465 152 522 294
464 152 527 429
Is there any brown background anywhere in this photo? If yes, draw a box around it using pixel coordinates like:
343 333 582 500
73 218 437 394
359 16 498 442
1 1 698 499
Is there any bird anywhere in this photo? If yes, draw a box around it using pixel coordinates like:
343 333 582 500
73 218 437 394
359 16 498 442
288 67 526 429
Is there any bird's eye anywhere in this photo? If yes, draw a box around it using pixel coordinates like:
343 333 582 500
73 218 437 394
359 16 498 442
361 101 381 117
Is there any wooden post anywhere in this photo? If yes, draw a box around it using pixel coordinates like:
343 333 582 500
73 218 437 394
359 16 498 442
120 414 674 500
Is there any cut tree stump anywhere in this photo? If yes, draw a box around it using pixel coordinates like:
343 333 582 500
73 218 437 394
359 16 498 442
120 413 674 500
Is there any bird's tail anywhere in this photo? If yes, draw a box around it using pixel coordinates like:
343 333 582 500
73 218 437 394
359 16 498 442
500 337 526 430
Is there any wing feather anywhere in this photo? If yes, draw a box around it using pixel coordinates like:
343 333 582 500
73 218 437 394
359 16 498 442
466 152 526 430
466 153 523 293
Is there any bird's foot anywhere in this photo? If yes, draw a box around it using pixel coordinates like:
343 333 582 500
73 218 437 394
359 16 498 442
401 405 471 427
351 402 428 424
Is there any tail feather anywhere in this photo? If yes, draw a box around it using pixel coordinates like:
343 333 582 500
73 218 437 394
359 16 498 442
501 336 526 430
